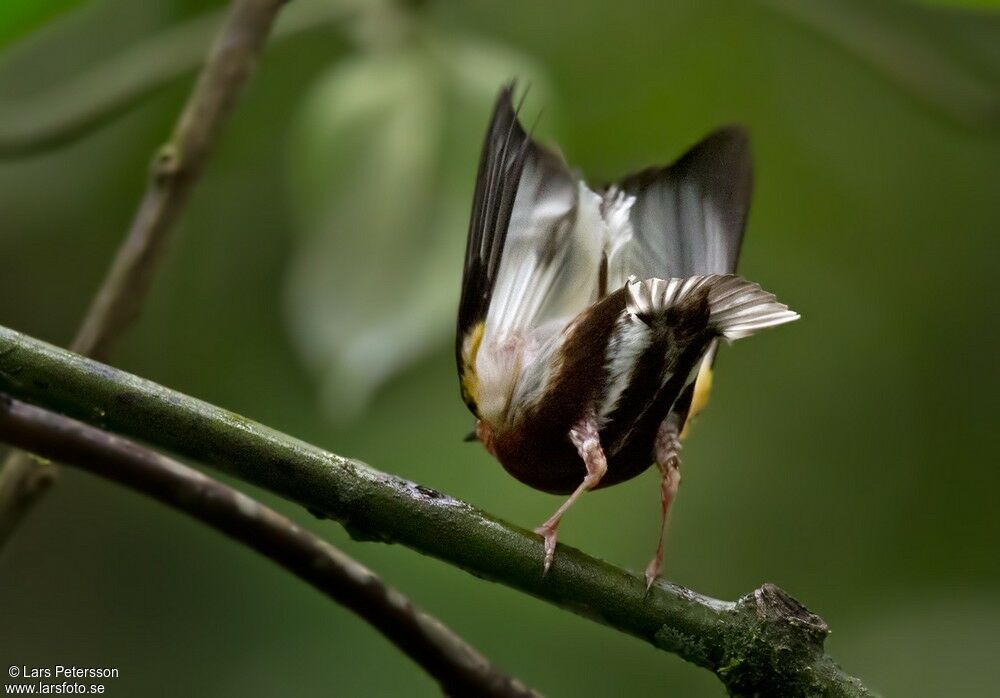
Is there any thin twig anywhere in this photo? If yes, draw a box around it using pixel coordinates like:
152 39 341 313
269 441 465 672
0 394 539 698
0 0 289 548
0 325 876 697
760 0 1000 133
0 0 355 159
74 0 288 359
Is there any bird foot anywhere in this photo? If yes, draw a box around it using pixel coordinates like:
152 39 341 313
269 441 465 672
644 550 663 591
534 522 559 575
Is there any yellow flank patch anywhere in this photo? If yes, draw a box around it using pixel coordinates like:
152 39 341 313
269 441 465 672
680 362 713 440
460 322 485 408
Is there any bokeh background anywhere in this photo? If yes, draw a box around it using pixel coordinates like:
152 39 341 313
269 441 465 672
2 0 999 695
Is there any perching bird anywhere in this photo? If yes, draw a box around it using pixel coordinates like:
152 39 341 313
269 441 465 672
456 85 798 587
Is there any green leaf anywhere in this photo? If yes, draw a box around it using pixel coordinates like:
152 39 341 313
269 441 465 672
0 0 86 52
284 37 551 422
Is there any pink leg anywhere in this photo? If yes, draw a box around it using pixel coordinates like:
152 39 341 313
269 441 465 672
645 424 682 590
534 411 608 574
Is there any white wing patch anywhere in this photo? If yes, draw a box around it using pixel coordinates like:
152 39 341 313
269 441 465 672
486 180 604 340
601 187 637 290
477 162 642 428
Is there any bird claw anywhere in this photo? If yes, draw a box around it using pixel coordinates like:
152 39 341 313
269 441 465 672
644 554 662 592
534 523 558 575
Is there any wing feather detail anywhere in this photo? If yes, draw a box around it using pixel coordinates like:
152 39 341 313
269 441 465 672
457 85 614 420
487 179 604 337
607 126 752 289
457 85 531 366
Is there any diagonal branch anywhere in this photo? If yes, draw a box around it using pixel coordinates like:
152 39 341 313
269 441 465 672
0 394 539 698
73 0 288 362
760 0 1000 134
0 0 289 548
0 324 876 698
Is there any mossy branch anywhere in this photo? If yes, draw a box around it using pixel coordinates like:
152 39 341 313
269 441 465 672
0 325 875 698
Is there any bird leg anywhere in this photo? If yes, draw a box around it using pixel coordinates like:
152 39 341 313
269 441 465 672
645 422 682 590
534 411 608 574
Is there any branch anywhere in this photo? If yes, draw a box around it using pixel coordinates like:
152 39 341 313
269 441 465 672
760 0 1000 134
0 0 354 160
0 394 538 698
0 325 876 697
74 0 287 360
0 0 289 547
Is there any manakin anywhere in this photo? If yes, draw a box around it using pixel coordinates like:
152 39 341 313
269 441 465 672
456 86 798 587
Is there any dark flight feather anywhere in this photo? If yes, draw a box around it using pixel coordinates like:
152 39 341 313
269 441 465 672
616 125 753 281
456 85 531 368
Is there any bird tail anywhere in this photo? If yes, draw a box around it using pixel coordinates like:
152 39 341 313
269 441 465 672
625 274 799 341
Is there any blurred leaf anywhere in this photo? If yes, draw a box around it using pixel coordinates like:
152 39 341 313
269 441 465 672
763 0 1000 132
0 0 85 52
284 35 551 421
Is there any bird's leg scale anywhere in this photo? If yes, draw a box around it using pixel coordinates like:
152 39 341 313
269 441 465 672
534 409 607 574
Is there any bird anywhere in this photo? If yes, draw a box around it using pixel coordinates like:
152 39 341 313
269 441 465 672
456 85 799 588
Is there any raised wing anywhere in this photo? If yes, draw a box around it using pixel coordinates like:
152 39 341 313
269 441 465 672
480 106 607 342
457 86 610 417
607 126 752 289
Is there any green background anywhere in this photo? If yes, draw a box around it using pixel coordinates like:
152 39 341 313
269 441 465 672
1 0 998 695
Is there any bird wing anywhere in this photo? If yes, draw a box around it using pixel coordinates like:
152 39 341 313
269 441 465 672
476 99 606 342
457 86 613 417
607 125 752 289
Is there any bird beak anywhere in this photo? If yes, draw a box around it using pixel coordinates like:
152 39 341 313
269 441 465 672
463 430 480 443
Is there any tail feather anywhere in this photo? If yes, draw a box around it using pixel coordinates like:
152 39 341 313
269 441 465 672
625 274 799 341
707 276 799 340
